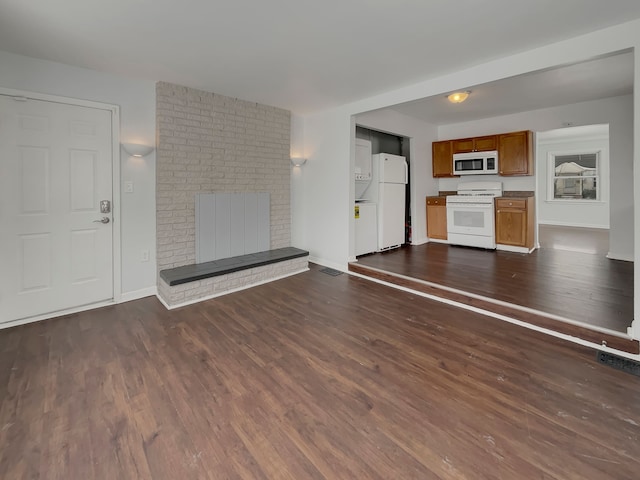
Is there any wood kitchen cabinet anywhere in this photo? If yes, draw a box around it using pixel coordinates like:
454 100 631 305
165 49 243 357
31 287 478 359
426 196 448 240
495 197 535 251
498 130 533 176
451 135 497 154
432 140 455 177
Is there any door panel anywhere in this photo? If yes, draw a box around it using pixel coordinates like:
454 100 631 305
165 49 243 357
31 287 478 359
378 183 405 250
0 96 113 323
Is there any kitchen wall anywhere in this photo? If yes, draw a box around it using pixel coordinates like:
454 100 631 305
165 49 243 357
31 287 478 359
537 125 610 230
0 50 157 299
437 95 632 259
156 82 291 272
294 18 640 337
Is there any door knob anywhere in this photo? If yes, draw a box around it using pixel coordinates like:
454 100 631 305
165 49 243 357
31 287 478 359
93 217 110 224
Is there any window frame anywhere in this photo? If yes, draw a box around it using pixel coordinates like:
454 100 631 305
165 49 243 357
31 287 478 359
547 150 602 203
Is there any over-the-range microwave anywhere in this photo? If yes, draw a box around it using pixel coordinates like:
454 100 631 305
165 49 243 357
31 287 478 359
453 150 499 175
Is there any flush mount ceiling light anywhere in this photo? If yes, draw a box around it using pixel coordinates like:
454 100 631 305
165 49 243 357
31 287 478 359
447 91 471 104
122 143 155 157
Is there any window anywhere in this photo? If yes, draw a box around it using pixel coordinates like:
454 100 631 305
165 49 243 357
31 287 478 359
549 152 599 201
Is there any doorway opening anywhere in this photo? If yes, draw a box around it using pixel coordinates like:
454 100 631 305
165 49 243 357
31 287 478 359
355 125 412 245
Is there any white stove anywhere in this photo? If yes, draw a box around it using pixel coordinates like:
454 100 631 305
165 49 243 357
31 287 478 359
446 182 503 249
447 182 503 204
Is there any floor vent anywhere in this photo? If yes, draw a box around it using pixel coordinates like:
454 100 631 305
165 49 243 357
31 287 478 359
597 351 640 377
319 267 343 276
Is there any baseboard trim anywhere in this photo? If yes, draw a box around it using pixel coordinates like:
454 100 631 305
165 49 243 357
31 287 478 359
120 286 157 303
496 244 535 254
537 221 609 229
607 252 634 262
308 256 347 273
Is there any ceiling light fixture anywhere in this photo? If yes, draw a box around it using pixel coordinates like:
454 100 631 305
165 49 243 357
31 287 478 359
447 91 471 104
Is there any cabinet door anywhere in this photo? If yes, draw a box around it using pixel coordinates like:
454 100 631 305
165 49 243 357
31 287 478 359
495 208 527 246
498 131 533 176
432 141 455 177
426 203 448 240
452 135 496 153
451 138 475 154
474 135 497 152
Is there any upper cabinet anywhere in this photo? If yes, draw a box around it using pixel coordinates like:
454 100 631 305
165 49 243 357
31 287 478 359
432 140 455 177
498 130 533 176
451 135 497 154
431 130 534 177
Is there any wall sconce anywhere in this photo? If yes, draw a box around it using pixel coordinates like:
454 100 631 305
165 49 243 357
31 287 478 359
447 91 471 104
291 157 307 167
122 143 155 157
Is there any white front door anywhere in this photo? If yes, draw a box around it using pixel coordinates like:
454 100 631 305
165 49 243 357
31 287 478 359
0 95 114 324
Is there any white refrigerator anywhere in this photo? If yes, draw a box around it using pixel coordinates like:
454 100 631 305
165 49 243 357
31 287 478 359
369 153 408 251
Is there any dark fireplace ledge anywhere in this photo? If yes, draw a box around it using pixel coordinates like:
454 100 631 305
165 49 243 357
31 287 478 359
160 247 309 286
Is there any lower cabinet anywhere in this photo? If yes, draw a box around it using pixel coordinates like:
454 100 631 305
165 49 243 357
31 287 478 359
426 196 447 240
495 197 534 251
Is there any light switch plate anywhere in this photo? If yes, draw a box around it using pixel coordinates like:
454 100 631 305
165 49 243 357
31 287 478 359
124 181 134 193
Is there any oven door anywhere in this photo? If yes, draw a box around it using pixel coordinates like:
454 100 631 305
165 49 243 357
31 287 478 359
446 203 495 237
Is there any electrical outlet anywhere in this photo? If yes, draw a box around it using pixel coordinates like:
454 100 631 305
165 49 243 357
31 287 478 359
141 249 149 262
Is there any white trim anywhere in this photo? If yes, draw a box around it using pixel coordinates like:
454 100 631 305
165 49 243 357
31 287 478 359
0 299 116 331
426 238 448 245
537 220 609 229
411 237 429 246
120 286 157 303
347 269 639 361
0 87 122 307
607 252 634 262
352 263 630 338
496 244 535 254
308 256 348 273
158 267 309 310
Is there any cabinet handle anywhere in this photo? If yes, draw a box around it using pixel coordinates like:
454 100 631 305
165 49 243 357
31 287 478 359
435 200 438 204
509 202 513 206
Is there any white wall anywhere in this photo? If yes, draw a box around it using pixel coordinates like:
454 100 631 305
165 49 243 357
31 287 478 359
0 50 157 297
437 95 632 259
354 109 439 245
295 18 640 338
537 125 610 229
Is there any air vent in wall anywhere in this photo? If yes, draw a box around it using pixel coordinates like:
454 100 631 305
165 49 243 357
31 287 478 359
596 351 640 377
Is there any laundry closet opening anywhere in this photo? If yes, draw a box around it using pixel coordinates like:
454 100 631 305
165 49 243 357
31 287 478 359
355 126 412 253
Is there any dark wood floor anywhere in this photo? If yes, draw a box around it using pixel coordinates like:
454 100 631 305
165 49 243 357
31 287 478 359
355 242 633 333
1 265 640 479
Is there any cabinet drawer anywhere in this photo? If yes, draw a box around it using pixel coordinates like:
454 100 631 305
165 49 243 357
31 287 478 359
426 196 446 206
496 198 526 209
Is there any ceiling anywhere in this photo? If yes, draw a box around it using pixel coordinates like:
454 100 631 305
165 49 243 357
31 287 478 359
1 0 639 115
387 52 635 126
